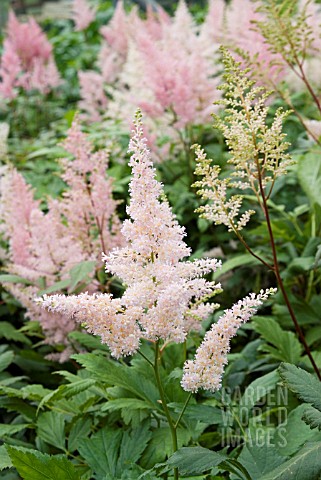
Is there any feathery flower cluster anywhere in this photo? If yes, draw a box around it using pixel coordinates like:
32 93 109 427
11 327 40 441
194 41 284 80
78 0 220 156
38 111 222 358
0 11 61 99
0 120 122 360
181 288 276 392
71 0 96 31
194 49 294 232
193 145 255 232
255 0 321 81
76 0 311 157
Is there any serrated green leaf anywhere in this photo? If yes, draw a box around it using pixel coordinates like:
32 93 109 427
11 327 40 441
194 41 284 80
303 407 321 431
5 446 80 479
68 331 109 351
166 447 226 475
78 427 122 478
68 417 92 453
0 322 31 344
60 378 97 399
235 435 285 480
168 403 223 425
140 427 191 470
72 354 159 408
260 442 321 480
254 318 302 362
102 398 151 412
0 351 14 372
275 404 317 456
21 384 52 400
306 326 321 347
37 388 61 413
0 424 30 438
279 363 321 411
117 422 152 475
239 370 279 412
37 412 65 450
0 445 12 471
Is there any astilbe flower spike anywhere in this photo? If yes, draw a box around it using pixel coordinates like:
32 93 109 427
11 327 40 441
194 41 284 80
181 288 276 393
78 0 220 155
0 11 61 99
0 120 122 361
38 111 222 358
71 0 96 31
193 48 294 235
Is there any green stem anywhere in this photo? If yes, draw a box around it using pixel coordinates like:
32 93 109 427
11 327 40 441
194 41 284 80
174 393 192 429
154 341 179 480
137 349 154 368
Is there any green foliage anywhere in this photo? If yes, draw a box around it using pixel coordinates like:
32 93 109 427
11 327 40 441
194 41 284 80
259 442 321 480
253 317 303 363
5 446 80 480
297 148 321 208
79 423 152 479
279 363 321 411
164 447 226 475
1 2 321 479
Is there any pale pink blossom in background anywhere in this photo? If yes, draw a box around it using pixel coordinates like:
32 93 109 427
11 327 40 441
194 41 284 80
76 0 295 158
78 71 108 123
78 0 220 153
0 120 122 360
0 11 61 99
71 0 96 31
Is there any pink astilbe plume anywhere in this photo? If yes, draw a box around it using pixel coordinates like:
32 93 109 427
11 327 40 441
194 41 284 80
71 0 96 31
0 168 39 267
116 0 220 129
56 117 123 257
181 288 276 393
78 0 220 149
78 71 108 123
0 121 122 360
0 11 61 99
79 1 132 122
38 111 222 358
100 0 130 57
0 169 83 359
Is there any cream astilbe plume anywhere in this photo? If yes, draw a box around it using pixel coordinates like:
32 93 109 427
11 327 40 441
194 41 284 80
39 111 222 358
194 49 294 234
181 288 276 393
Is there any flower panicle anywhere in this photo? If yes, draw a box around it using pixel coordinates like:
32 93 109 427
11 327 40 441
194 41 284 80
39 111 222 357
192 143 255 232
181 287 277 393
193 48 294 233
